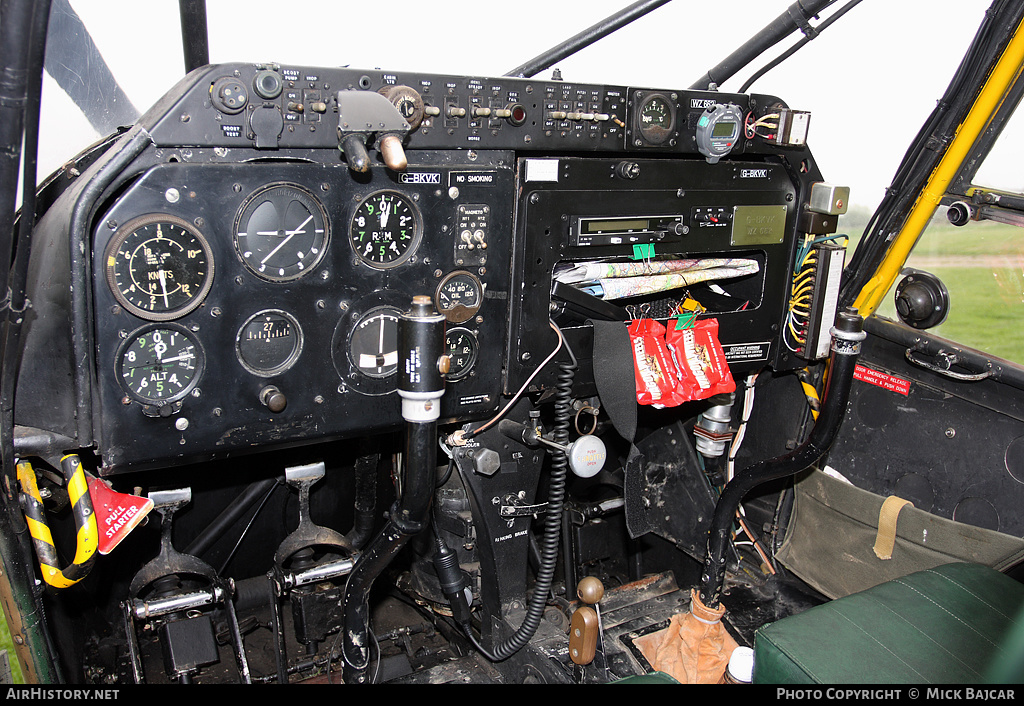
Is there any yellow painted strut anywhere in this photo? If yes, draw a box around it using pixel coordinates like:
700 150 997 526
17 455 98 589
854 18 1024 317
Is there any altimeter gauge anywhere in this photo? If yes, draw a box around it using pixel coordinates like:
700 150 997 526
116 324 204 408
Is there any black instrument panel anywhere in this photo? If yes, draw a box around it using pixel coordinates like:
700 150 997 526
29 61 818 475
91 154 514 473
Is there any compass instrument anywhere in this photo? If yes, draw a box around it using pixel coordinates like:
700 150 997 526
235 310 303 376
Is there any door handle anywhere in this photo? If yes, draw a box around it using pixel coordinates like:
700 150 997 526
905 345 991 381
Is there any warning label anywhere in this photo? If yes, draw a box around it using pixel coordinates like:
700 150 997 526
722 341 771 363
853 364 911 396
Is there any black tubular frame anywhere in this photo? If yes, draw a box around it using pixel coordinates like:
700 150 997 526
699 308 865 609
505 0 672 78
839 0 1024 309
689 0 835 90
178 0 210 73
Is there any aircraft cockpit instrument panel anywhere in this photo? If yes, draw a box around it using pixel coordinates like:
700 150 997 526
19 62 819 474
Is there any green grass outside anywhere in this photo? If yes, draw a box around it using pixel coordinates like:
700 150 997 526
0 614 25 683
864 217 1024 364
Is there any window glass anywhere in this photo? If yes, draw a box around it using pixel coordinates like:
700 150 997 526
874 209 1024 365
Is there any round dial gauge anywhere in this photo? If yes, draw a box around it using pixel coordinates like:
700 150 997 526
105 214 214 321
637 93 675 145
234 183 329 281
349 191 421 269
236 310 303 376
435 270 483 324
116 325 204 405
349 306 401 378
444 328 478 381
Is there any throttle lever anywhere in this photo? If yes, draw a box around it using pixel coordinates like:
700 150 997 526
337 90 411 172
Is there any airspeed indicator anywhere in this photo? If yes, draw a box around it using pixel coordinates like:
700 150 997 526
105 214 214 321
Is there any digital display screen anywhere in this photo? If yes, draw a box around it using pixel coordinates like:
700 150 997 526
712 121 737 138
583 219 650 234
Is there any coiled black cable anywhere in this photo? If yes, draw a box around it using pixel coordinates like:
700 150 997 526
483 355 574 660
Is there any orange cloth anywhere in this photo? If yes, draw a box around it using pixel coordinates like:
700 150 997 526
635 589 738 684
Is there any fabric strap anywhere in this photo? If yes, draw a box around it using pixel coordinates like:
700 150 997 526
590 319 651 538
873 496 914 560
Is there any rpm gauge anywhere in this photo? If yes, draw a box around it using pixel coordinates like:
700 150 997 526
105 214 214 321
233 183 329 281
116 324 204 408
349 191 421 269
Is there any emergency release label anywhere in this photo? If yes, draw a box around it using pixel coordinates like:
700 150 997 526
853 364 911 396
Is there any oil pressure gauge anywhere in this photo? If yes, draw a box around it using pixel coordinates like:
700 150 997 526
435 270 483 324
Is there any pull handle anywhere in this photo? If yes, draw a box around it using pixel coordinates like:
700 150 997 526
905 346 991 381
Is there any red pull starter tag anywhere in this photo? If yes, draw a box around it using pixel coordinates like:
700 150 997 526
87 476 153 555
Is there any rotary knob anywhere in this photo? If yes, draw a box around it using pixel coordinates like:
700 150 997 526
379 85 425 130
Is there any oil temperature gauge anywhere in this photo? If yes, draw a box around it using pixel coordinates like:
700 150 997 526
636 93 676 146
444 328 478 381
236 310 303 376
116 324 204 411
435 270 483 324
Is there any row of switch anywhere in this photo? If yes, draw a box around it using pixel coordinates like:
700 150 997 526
548 110 611 122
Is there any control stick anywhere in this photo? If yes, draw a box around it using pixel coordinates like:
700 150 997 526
341 296 448 683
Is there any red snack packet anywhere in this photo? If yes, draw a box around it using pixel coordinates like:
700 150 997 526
628 318 687 407
665 318 736 402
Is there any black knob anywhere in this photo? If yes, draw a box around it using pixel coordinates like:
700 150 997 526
253 69 283 100
616 161 640 180
260 386 287 413
894 272 949 329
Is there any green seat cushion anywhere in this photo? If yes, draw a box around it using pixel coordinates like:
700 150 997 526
753 563 1024 683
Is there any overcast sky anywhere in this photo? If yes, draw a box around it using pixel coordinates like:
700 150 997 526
42 1 1016 210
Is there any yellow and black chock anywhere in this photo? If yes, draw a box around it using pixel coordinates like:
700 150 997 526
16 455 98 589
